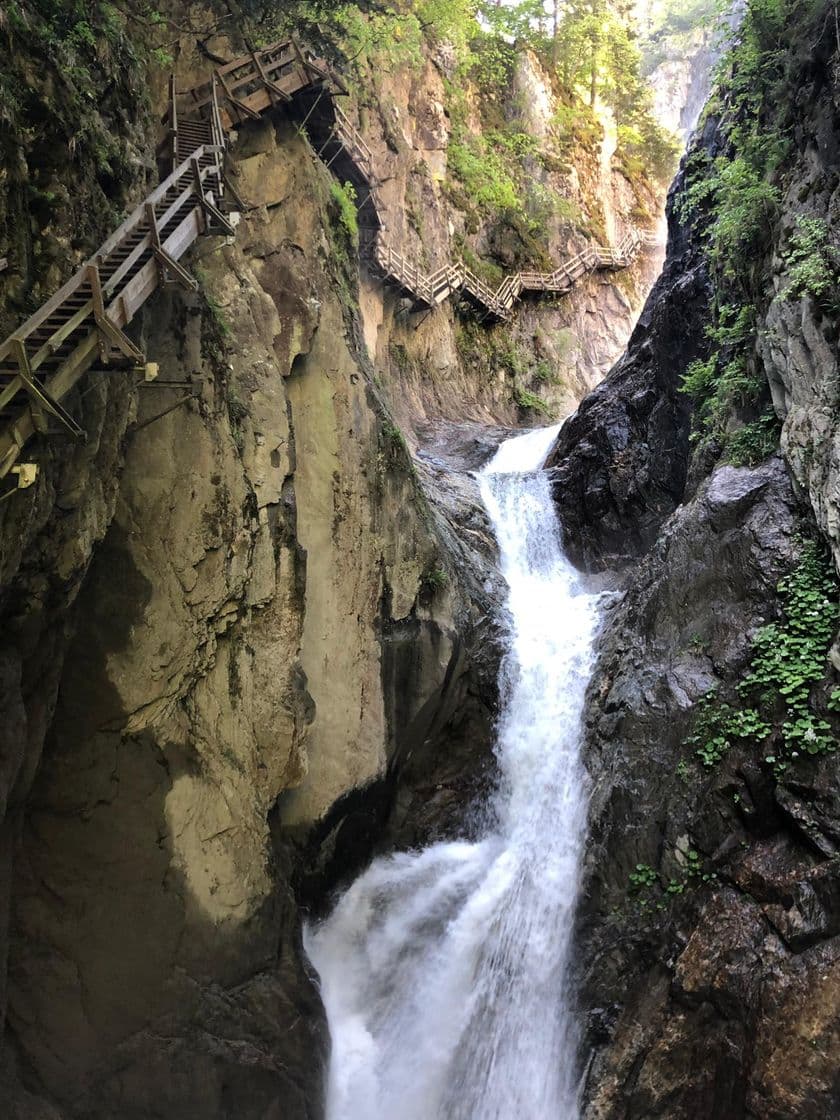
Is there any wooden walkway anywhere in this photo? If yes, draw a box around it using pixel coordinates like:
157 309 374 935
0 38 652 487
290 91 653 322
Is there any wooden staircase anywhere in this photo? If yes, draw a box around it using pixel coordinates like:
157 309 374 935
0 37 655 489
0 40 333 487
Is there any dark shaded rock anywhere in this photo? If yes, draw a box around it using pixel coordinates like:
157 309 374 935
545 128 718 571
577 456 840 1119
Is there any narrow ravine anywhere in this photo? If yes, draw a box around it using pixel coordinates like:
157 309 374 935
305 422 606 1120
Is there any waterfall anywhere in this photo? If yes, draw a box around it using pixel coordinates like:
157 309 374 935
304 422 604 1120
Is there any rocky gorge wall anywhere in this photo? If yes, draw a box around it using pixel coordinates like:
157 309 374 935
545 6 840 1115
0 3 678 1116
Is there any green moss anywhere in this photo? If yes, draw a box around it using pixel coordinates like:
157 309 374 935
329 180 359 242
782 216 840 311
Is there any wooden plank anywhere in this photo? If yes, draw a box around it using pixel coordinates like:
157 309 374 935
87 263 110 362
0 331 98 474
191 159 234 235
155 178 199 235
0 270 88 364
110 260 158 326
210 75 225 150
145 202 164 286
41 330 100 402
153 245 198 291
89 260 145 363
101 234 154 298
29 300 95 370
0 373 24 414
217 69 261 123
162 208 202 263
251 49 290 105
96 150 204 261
13 338 86 438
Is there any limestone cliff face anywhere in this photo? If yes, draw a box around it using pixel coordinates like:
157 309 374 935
545 154 711 570
353 45 664 423
0 98 505 1112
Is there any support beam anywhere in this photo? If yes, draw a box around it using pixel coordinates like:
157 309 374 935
145 203 198 292
11 339 47 433
86 263 145 363
168 73 178 174
11 338 85 439
251 49 291 104
191 159 235 235
216 70 261 122
222 171 247 211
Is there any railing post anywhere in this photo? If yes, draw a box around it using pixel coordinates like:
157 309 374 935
169 73 178 174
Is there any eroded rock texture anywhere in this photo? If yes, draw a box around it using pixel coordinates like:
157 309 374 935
564 12 840 1114
544 133 717 571
0 73 502 1120
576 459 840 1118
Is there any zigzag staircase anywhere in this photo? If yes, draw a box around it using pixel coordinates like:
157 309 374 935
0 38 653 491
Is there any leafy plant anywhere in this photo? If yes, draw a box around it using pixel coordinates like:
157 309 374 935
782 216 840 310
421 566 449 593
513 386 552 417
329 180 359 244
629 863 658 890
687 540 840 775
725 410 781 467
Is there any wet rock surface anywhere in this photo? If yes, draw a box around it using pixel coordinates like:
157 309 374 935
545 146 715 572
576 458 840 1119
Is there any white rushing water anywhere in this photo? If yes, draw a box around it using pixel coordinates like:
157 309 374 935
305 422 604 1120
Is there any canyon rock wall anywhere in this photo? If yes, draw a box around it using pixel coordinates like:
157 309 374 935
552 9 840 1115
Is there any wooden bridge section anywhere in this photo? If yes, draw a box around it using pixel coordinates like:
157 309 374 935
0 38 652 487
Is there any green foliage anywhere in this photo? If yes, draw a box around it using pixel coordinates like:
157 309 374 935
725 410 781 467
380 419 409 461
739 542 838 709
628 847 715 906
782 216 840 310
420 565 449 592
686 694 771 768
329 180 359 243
673 0 813 464
0 0 147 193
446 135 524 217
195 266 232 339
415 0 476 51
679 298 778 462
532 359 556 384
513 386 552 417
629 863 658 890
686 540 840 776
710 158 781 275
615 119 681 186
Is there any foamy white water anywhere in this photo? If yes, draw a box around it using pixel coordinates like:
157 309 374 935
305 422 603 1120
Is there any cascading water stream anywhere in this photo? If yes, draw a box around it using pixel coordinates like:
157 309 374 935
305 422 604 1120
